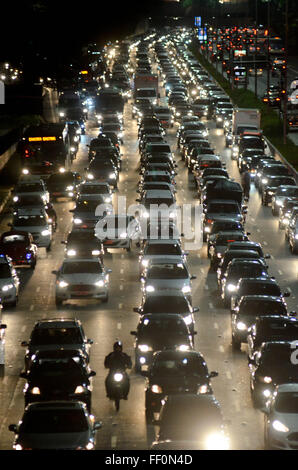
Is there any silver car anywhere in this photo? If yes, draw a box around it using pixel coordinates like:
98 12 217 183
139 239 188 276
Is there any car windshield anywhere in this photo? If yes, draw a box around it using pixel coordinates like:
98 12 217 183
16 184 44 192
15 196 44 206
211 222 242 233
144 198 174 206
75 201 99 212
261 320 298 339
276 187 298 197
274 393 298 413
216 234 244 245
14 216 48 227
229 265 266 278
240 300 286 316
148 145 171 153
61 261 102 274
265 167 289 176
20 409 88 433
47 174 74 184
31 327 83 345
141 317 188 334
147 263 188 279
145 244 182 255
102 216 133 229
208 203 239 214
143 296 188 313
68 232 98 242
268 177 294 187
2 234 27 243
80 185 109 194
153 356 207 377
241 283 281 296
30 360 85 380
0 264 12 278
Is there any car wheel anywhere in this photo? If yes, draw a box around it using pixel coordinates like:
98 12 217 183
231 335 241 351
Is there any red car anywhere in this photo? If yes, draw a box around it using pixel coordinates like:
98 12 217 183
0 231 37 269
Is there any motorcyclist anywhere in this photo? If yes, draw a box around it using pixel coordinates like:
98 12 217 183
241 169 251 199
104 341 132 399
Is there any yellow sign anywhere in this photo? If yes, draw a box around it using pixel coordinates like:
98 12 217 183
28 136 56 142
80 70 88 75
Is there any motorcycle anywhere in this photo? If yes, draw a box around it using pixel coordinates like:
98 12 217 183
106 369 130 411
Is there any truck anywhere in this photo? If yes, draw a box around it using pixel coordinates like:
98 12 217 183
226 108 261 157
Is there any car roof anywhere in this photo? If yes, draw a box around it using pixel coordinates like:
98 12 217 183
239 277 276 284
147 257 187 265
143 190 174 198
240 295 284 302
33 319 82 329
276 383 298 393
25 401 87 411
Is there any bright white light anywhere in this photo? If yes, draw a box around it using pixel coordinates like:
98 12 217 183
272 420 289 433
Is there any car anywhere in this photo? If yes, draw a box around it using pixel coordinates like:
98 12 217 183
264 383 298 450
217 249 266 288
262 176 297 206
130 313 194 373
46 170 82 200
139 171 175 189
19 349 96 410
144 220 184 242
70 199 112 230
61 229 104 261
249 341 298 408
137 182 176 200
271 186 298 216
0 254 20 307
8 401 102 450
206 218 246 251
95 214 141 252
278 198 298 229
138 239 188 276
208 231 249 269
21 318 93 372
247 315 298 362
257 163 291 193
12 177 50 204
85 159 118 188
153 106 174 128
287 220 298 254
141 257 196 302
0 231 37 269
137 190 178 221
231 295 290 350
144 350 218 421
134 291 199 339
76 182 114 203
154 394 229 450
221 260 270 307
231 276 290 312
52 258 111 305
9 208 52 251
11 194 57 230
225 241 270 261
203 200 246 239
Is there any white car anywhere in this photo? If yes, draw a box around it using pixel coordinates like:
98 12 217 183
139 239 188 276
95 214 142 251
13 177 50 204
264 383 298 450
10 208 52 251
53 258 112 306
76 182 114 203
136 189 178 220
0 255 20 307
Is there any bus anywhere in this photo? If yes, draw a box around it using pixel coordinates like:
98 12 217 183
18 123 71 176
269 37 285 55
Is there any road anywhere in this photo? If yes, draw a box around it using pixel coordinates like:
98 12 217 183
1 46 298 451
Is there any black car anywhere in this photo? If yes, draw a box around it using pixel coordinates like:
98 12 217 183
249 341 298 408
221 260 270 307
231 295 289 350
20 349 96 410
209 231 249 269
134 292 199 339
247 315 298 362
130 314 194 373
144 350 218 421
46 171 82 200
85 159 118 188
217 249 266 288
203 200 246 240
206 218 246 252
69 199 108 230
61 229 104 260
262 176 297 206
154 394 229 450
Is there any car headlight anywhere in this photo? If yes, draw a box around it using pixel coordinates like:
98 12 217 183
178 344 189 351
204 227 211 233
74 385 85 394
22 169 29 175
295 234 298 240
95 280 104 287
182 285 191 294
74 218 82 224
138 344 152 352
227 284 237 292
104 197 111 203
114 372 123 382
198 384 208 394
87 173 94 180
109 173 116 179
146 285 155 293
151 384 163 394
118 132 123 138
260 376 272 383
217 253 222 258
92 250 100 256
2 284 13 292
67 249 77 257
205 433 229 450
59 112 65 117
217 117 223 122
58 280 68 288
120 232 127 239
30 387 41 395
176 112 181 117
66 185 74 191
276 200 283 206
41 229 50 236
183 314 193 326
236 321 247 331
70 146 76 152
141 259 149 268
262 178 268 184
272 420 289 433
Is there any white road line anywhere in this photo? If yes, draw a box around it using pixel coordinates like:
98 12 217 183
117 323 122 330
219 345 224 353
36 286 40 293
226 371 232 380
21 325 27 333
214 322 218 329
204 284 209 290
119 303 123 309
120 285 123 291
111 436 117 448
29 305 34 311
278 270 283 275
209 302 214 309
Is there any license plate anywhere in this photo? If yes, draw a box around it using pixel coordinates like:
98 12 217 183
105 240 113 245
75 291 90 295
52 192 61 196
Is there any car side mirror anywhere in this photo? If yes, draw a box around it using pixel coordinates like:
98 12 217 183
190 275 197 280
265 254 271 259
69 209 74 213
246 232 251 236
51 270 58 275
290 311 297 317
21 341 28 347
209 371 219 378
130 331 137 335
8 424 17 433
94 421 102 430
0 324 7 329
61 241 66 245
133 307 140 313
284 292 290 297
89 371 96 377
87 339 93 344
193 307 200 313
